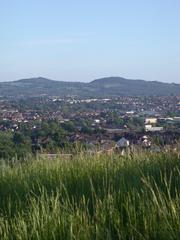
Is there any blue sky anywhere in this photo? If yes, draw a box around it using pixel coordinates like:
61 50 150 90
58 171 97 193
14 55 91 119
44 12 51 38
0 0 179 83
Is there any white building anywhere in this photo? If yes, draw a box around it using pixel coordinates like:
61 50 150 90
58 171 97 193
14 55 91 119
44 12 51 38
116 137 130 148
145 125 163 132
145 118 157 124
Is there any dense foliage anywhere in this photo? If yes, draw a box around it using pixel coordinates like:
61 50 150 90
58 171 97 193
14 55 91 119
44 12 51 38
0 121 75 158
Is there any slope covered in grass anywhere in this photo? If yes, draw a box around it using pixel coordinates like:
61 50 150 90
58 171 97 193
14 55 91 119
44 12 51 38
0 151 180 239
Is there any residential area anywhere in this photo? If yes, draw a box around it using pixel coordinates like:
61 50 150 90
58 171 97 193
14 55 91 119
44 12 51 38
0 95 179 159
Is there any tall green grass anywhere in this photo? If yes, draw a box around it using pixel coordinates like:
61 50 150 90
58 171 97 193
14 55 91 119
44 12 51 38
0 151 180 239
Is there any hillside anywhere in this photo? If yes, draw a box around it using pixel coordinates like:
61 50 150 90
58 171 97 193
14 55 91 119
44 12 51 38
89 77 180 96
0 76 179 98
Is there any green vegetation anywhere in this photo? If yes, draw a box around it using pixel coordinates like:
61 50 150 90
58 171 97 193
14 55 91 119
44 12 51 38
0 121 74 158
0 131 32 159
0 151 180 239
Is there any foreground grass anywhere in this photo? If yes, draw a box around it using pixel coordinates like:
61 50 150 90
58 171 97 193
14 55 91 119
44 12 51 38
0 151 180 239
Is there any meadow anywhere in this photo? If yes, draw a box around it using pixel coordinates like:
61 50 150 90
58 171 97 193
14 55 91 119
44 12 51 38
0 150 180 239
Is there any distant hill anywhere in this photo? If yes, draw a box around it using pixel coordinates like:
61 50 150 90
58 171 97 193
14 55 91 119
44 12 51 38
89 77 180 96
0 76 179 98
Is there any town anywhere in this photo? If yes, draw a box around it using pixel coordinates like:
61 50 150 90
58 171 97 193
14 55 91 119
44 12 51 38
1 0 180 238
0 95 179 159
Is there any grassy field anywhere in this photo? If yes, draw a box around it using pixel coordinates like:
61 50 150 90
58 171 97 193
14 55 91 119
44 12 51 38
0 151 180 239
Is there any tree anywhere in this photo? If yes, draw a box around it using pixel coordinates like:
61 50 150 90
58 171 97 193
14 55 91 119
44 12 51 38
61 121 75 132
13 132 32 158
0 132 15 159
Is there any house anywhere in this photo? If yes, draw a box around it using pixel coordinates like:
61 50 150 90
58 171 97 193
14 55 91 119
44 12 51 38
145 118 157 125
173 117 180 122
116 137 130 148
145 125 152 131
141 135 151 148
94 119 100 124
145 125 163 132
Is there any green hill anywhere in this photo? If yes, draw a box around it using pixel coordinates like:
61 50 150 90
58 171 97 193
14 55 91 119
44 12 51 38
0 76 179 98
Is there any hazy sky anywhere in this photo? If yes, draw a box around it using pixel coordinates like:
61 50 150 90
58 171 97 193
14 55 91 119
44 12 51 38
0 0 180 83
